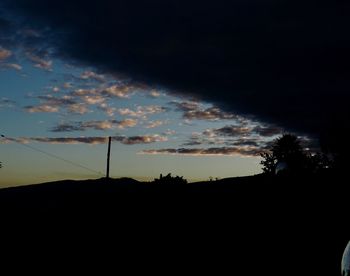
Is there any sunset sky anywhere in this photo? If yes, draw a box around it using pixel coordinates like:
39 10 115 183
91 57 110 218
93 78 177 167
1 1 349 187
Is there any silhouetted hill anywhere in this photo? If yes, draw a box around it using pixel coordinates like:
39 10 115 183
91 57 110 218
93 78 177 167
0 173 348 276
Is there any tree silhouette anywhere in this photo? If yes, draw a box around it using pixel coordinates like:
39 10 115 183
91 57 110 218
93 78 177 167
260 152 277 175
153 173 188 185
261 134 308 175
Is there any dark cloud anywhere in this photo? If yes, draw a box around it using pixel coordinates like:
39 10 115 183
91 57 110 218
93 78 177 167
3 0 350 142
211 125 251 137
51 123 84 132
253 125 283 137
232 139 261 148
181 124 289 149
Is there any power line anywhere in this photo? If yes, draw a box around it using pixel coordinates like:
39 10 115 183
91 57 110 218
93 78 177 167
1 134 103 176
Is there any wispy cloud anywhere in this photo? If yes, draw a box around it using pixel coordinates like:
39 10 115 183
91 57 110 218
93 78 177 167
140 146 260 157
114 134 167 145
26 52 52 71
149 90 162 98
118 105 167 118
118 119 138 129
208 125 251 137
102 84 133 98
171 101 237 121
3 135 167 145
63 82 73 89
2 63 22 71
24 94 89 114
51 119 138 132
0 98 16 109
253 125 283 137
67 104 89 114
181 123 282 148
72 84 134 100
25 104 59 113
98 103 116 116
145 120 166 129
80 70 105 82
0 47 12 60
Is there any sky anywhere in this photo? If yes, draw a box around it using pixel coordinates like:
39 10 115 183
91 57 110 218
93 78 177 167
0 0 349 187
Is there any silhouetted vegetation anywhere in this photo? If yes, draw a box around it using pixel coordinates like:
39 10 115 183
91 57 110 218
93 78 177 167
260 134 331 175
320 130 349 173
0 174 347 276
153 173 188 185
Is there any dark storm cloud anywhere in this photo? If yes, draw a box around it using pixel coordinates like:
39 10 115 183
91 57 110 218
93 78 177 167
3 0 350 140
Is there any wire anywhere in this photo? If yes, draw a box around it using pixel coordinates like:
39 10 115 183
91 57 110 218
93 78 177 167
1 134 104 176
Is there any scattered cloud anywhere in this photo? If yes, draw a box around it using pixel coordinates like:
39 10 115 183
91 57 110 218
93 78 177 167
0 47 11 60
171 101 237 121
253 125 283 137
80 70 105 82
118 105 167 118
52 86 60 92
81 94 106 105
118 119 138 129
24 94 81 113
63 82 73 89
145 120 166 129
51 119 138 132
209 125 251 137
181 123 283 148
26 52 52 71
140 146 260 157
25 104 59 113
172 101 200 112
102 84 133 98
98 103 116 116
3 135 167 145
2 63 22 71
72 84 134 100
0 98 15 109
149 90 161 98
114 134 168 145
162 129 176 136
67 104 89 114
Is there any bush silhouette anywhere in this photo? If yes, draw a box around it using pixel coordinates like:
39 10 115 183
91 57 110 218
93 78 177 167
153 173 188 185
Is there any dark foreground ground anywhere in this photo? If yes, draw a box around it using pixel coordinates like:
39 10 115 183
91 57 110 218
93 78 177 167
0 172 348 275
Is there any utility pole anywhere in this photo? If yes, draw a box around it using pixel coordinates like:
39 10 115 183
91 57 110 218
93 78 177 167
106 136 112 179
